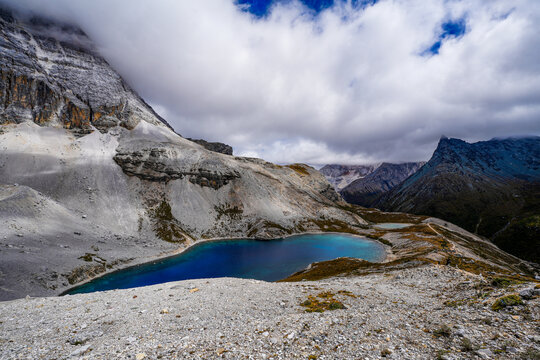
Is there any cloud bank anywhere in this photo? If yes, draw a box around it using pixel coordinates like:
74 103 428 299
2 0 540 165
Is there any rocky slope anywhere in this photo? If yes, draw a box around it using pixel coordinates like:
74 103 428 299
1 266 539 359
0 10 363 300
379 137 540 263
340 162 425 207
319 164 380 191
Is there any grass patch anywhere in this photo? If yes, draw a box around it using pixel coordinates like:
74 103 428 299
300 292 346 313
460 338 476 352
151 201 187 243
214 205 243 221
490 277 520 288
286 163 310 176
491 294 523 311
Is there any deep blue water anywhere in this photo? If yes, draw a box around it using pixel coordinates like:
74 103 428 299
66 233 384 295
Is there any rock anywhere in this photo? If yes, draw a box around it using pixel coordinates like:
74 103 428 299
519 288 533 299
216 348 226 356
186 138 233 156
476 349 494 359
454 326 465 337
69 344 91 357
160 309 169 314
135 353 146 360
189 288 200 293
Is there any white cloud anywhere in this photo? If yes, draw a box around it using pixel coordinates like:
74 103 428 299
3 0 540 165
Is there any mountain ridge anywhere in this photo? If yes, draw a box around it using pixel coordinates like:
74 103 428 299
340 162 425 207
379 136 540 263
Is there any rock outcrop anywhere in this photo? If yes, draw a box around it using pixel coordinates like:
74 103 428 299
186 138 233 155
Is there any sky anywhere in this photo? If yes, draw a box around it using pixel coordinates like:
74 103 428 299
2 0 540 165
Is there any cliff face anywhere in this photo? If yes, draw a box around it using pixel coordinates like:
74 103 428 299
0 12 171 134
340 162 425 207
0 10 365 300
380 136 540 263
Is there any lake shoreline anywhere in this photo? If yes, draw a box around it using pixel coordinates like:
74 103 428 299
60 231 388 296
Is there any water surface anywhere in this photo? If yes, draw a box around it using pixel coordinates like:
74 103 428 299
67 233 385 294
374 223 412 229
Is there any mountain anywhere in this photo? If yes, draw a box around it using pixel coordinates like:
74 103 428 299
0 10 365 300
319 164 380 191
380 136 540 263
340 162 425 207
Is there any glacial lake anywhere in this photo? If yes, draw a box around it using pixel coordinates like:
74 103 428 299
66 233 385 295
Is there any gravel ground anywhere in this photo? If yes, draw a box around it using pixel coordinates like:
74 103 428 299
0 265 539 359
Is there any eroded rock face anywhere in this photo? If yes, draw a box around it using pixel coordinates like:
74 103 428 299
113 143 240 188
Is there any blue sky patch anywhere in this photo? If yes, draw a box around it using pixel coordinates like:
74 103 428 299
235 0 377 17
424 18 467 55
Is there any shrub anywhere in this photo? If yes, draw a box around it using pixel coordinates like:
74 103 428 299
491 294 523 311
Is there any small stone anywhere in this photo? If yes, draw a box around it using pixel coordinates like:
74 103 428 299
519 288 533 299
216 348 226 356
16 234 23 237
262 331 269 337
70 344 91 357
189 288 200 293
160 309 169 314
82 215 87 219
135 353 146 360
287 332 295 340
476 349 494 359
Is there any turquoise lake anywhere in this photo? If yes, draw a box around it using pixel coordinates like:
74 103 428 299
66 233 385 295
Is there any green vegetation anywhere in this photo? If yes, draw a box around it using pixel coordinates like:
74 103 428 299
214 205 243 221
300 292 346 313
490 277 520 288
151 201 187 243
460 338 476 352
491 294 523 311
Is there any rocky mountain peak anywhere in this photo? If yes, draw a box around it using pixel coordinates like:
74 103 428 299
0 7 173 134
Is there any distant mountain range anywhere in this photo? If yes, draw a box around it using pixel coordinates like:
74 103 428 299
320 162 425 207
379 136 540 263
340 162 425 207
319 164 380 191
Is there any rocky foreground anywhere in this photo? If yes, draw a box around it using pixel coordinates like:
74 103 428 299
1 265 539 359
